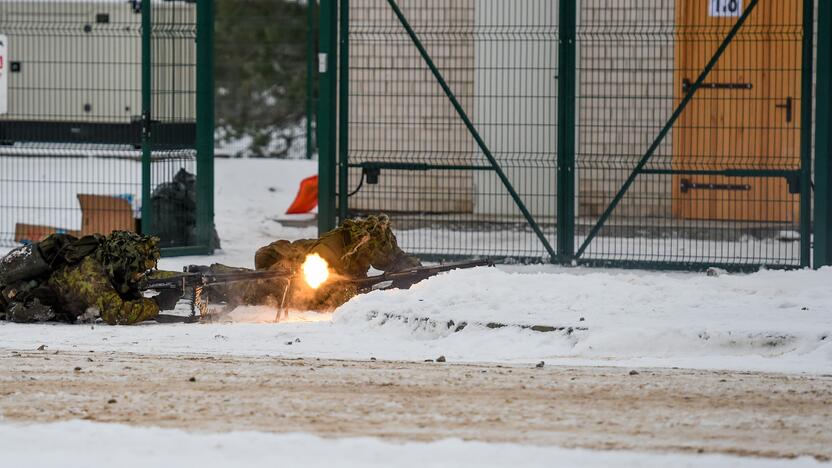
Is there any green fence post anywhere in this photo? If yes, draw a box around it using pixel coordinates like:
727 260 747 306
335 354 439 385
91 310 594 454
799 0 814 268
815 0 832 267
338 0 349 224
140 0 153 236
318 0 338 234
556 0 577 264
306 0 317 160
196 0 215 254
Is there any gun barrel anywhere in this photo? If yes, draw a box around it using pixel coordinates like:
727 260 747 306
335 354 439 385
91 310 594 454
202 269 292 286
350 259 494 290
140 268 292 291
141 259 491 294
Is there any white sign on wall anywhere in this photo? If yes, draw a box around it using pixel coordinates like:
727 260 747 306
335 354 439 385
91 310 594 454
710 0 743 17
0 34 7 115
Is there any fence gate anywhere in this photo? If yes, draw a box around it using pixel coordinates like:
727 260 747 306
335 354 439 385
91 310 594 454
320 0 823 270
0 0 214 256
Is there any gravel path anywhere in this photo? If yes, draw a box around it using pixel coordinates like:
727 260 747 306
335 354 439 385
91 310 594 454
1 350 830 460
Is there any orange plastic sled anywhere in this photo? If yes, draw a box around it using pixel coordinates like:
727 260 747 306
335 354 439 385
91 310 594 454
285 175 319 214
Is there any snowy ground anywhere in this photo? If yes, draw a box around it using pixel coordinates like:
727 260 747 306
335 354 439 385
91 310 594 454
0 264 829 374
2 158 831 465
0 421 823 468
0 155 317 256
1 158 830 372
393 228 801 266
2 351 829 462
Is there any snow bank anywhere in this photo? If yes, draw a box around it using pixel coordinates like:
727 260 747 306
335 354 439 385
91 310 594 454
333 265 832 372
0 265 829 374
0 421 821 468
2 159 830 373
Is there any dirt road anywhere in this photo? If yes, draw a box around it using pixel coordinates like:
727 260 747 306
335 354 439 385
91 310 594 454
1 350 829 460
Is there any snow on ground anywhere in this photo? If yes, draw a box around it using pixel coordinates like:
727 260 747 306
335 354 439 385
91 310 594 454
0 421 822 468
0 265 829 374
1 159 830 373
0 156 317 263
2 159 830 464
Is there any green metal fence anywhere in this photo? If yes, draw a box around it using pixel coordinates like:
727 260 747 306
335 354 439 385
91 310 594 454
0 0 214 256
320 0 829 270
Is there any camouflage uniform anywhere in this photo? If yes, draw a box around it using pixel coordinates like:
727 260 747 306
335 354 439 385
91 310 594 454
0 231 162 325
238 214 420 311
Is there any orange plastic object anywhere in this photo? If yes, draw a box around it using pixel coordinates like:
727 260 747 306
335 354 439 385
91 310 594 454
285 175 319 214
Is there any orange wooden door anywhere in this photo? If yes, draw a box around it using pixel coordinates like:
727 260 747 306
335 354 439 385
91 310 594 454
672 0 802 222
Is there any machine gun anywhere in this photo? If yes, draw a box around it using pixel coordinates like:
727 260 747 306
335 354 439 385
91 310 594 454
144 259 494 323
140 265 293 319
141 265 292 292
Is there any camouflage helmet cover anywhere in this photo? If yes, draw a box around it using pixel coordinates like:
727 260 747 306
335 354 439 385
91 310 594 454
94 231 160 293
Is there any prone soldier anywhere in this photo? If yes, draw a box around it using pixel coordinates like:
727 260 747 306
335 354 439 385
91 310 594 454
210 214 421 311
0 214 421 323
0 231 163 325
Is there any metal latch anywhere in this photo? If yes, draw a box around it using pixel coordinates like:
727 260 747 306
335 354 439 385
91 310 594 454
682 78 752 94
680 179 751 193
141 111 161 140
775 97 793 124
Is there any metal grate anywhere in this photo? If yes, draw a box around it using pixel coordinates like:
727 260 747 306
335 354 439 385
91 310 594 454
573 0 808 269
0 0 145 247
0 0 212 254
344 0 559 261
148 0 200 249
328 0 817 269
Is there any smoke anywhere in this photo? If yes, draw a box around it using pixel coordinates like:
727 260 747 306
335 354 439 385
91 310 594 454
207 305 333 324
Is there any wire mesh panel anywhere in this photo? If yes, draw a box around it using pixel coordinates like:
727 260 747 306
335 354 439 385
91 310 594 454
147 1 200 249
335 0 815 269
574 0 808 268
0 0 211 254
344 0 559 260
0 0 145 248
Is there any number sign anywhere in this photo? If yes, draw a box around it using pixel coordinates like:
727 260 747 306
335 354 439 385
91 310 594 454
710 0 743 17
